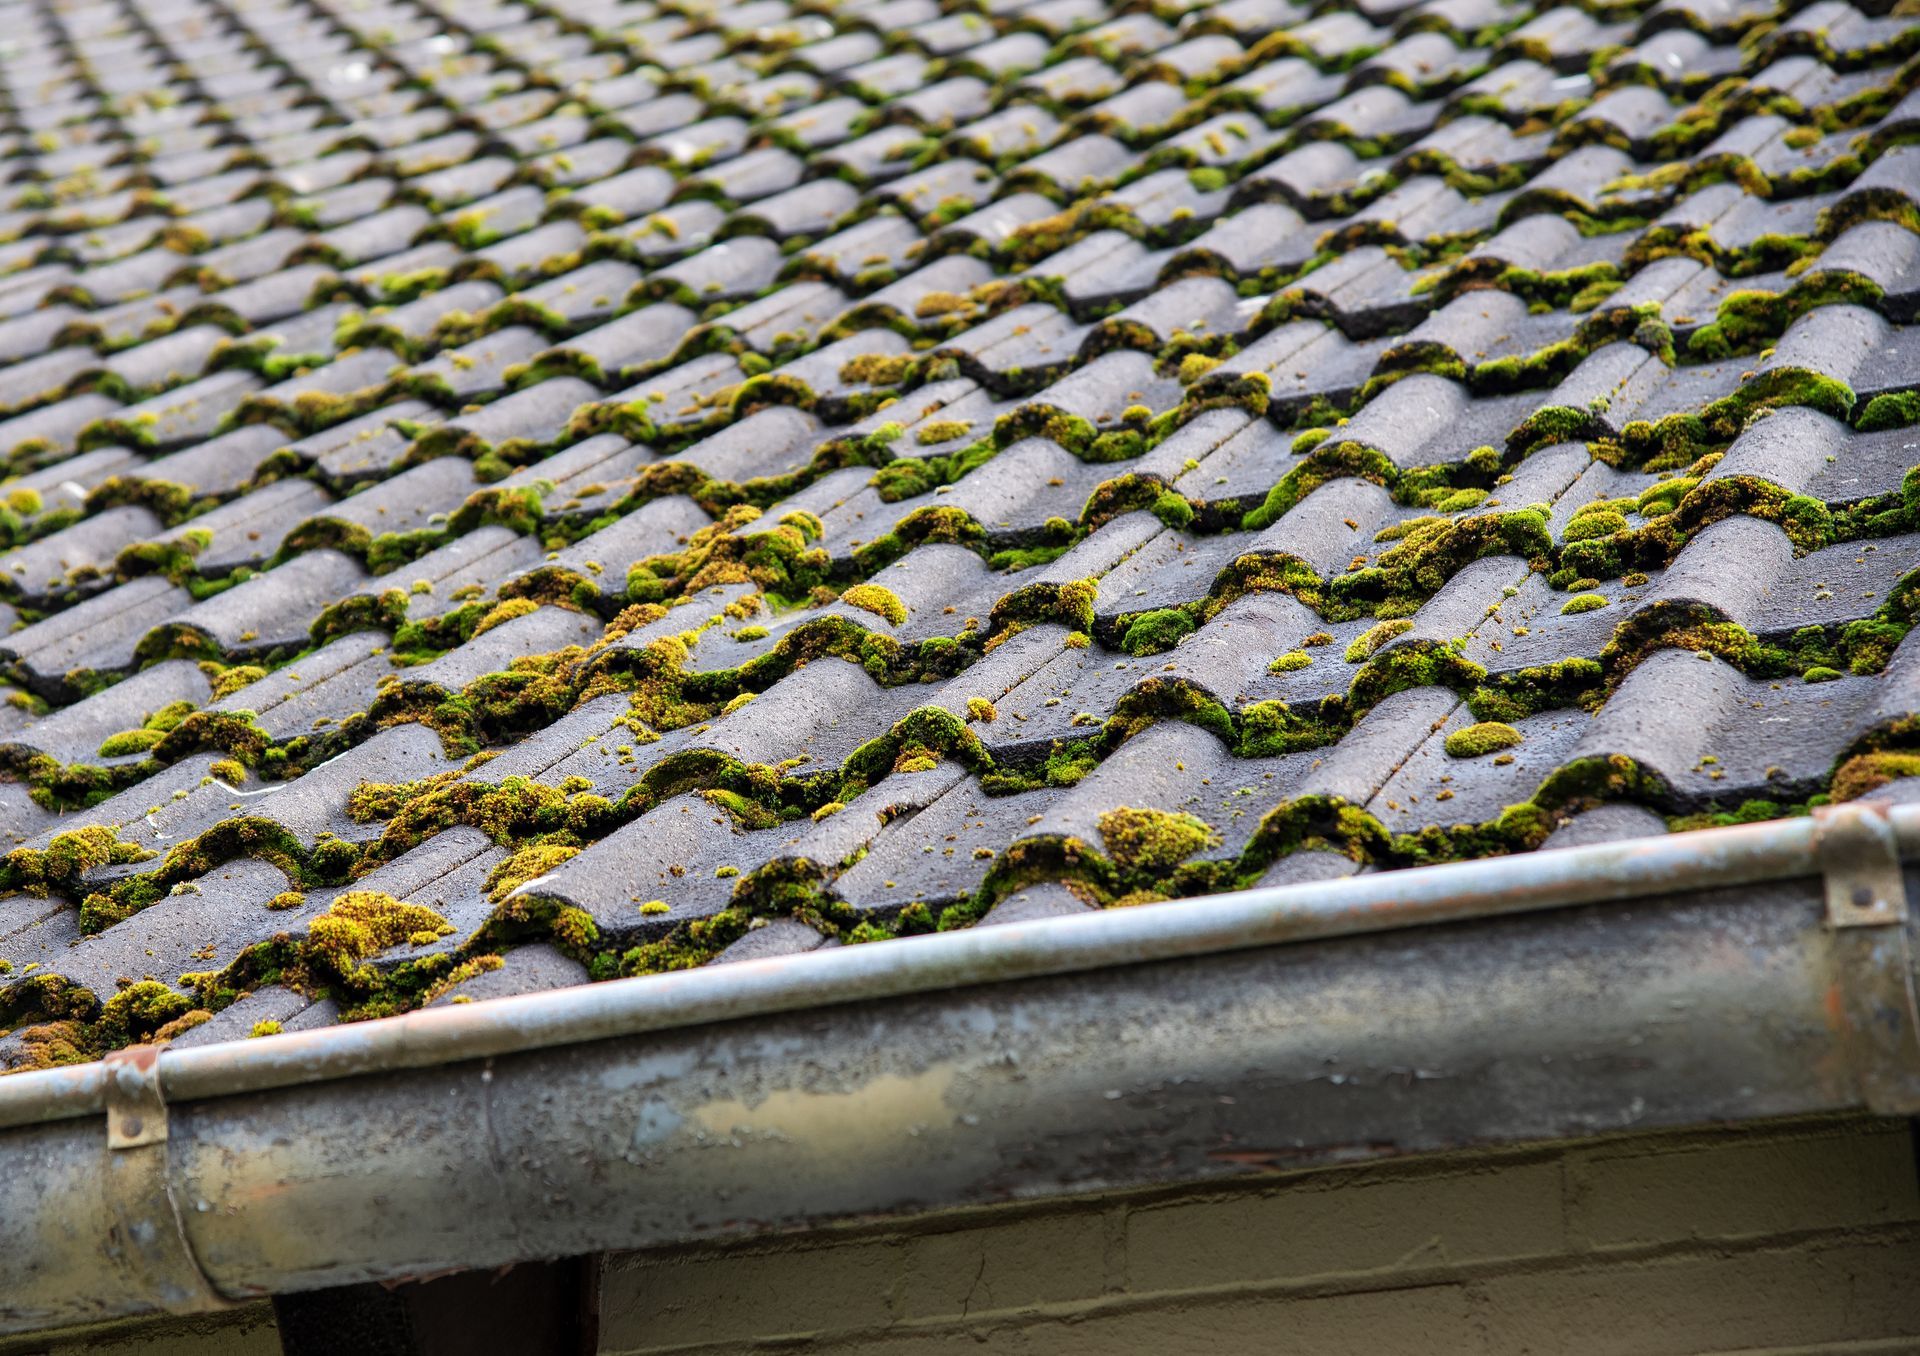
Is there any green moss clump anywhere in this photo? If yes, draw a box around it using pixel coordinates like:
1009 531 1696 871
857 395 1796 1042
306 890 454 972
450 484 548 537
916 419 971 445
3 826 153 895
1444 722 1524 758
97 727 167 757
853 505 983 573
1121 608 1195 655
1803 666 1844 683
1561 593 1608 615
1177 353 1221 384
1431 489 1487 513
1243 441 1397 532
1832 752 1920 802
209 666 266 700
1857 391 1920 432
1345 619 1413 663
1151 491 1194 529
484 844 581 902
1569 279 1623 311
1636 477 1697 517
1269 650 1312 672
467 597 539 637
1564 508 1628 541
95 981 192 1047
1373 515 1447 543
841 583 908 626
839 354 917 386
1097 806 1219 872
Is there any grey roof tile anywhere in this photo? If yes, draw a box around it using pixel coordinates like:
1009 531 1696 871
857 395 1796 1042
0 659 207 766
209 632 394 741
1 505 163 608
162 549 371 659
2 576 194 697
427 942 590 1004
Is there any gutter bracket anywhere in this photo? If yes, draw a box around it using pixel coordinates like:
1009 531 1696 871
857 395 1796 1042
101 1047 232 1315
1815 804 1920 1113
1818 802 1908 929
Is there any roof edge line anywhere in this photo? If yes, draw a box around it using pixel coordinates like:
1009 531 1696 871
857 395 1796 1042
0 800 1895 1132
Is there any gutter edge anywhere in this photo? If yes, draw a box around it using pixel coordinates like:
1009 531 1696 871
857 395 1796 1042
2 800 1909 1131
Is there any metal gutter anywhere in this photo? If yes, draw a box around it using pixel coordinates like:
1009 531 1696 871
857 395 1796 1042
1 802 1917 1335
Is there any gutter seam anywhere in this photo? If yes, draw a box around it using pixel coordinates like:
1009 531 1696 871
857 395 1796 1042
100 1048 234 1313
1816 805 1920 1114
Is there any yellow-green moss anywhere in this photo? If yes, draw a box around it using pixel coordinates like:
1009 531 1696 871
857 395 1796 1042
484 844 581 903
1345 619 1413 663
916 419 972 445
472 597 541 636
1564 507 1629 542
1096 806 1219 872
841 583 908 626
1444 722 1524 758
306 890 453 969
1121 608 1195 655
97 727 166 757
210 666 265 700
839 353 916 386
1177 353 1221 383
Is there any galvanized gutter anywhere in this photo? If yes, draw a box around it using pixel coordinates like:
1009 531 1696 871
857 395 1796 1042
1 801 1917 1335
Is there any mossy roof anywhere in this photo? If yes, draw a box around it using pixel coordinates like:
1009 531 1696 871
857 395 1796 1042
3 0 1920 1065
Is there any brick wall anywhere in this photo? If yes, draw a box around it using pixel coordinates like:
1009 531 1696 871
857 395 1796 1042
595 1115 1920 1355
